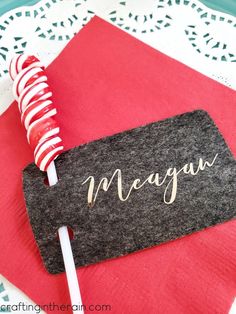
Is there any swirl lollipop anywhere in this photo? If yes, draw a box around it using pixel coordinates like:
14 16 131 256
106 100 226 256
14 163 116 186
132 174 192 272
10 54 63 172
10 54 83 313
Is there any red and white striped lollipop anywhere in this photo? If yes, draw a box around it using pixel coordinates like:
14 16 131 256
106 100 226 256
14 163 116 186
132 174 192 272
9 54 63 171
9 54 83 314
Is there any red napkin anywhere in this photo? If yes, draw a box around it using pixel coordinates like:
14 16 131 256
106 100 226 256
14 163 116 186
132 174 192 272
0 16 236 314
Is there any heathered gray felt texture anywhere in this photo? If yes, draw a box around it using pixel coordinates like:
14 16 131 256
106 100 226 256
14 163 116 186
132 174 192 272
23 110 236 274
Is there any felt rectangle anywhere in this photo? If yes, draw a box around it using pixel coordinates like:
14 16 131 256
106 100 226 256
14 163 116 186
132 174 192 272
23 110 236 274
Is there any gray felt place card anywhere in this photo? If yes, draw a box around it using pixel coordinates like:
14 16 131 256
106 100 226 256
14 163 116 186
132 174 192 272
23 110 236 274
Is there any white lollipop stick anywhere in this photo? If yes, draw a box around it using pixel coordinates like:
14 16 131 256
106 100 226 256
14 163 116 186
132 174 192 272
47 161 84 314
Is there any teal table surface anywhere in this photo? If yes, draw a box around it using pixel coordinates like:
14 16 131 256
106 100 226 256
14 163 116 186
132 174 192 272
0 0 39 16
201 0 236 16
0 0 236 17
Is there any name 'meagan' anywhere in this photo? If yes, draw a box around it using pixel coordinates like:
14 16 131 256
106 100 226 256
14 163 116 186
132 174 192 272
82 154 218 206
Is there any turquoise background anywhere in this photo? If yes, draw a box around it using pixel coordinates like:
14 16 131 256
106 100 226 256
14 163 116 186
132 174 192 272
201 0 236 16
0 0 39 16
0 0 236 17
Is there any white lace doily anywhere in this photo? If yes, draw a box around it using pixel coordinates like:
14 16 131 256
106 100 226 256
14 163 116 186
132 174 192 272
0 0 235 114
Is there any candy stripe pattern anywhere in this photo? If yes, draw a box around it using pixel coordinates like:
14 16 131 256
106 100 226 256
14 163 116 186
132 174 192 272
9 54 64 171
